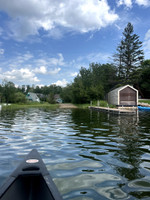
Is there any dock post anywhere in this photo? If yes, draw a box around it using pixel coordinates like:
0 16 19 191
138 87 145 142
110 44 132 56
90 101 92 106
107 103 109 112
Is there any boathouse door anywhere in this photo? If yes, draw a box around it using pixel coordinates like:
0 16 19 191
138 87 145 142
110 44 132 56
120 86 137 106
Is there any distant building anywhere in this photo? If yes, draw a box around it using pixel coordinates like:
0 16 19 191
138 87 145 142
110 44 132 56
107 85 138 106
26 92 40 102
54 94 62 103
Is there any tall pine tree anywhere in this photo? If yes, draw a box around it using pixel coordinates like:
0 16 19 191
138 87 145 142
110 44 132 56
114 22 144 84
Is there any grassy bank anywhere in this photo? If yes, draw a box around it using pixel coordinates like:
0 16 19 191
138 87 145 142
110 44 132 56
1 102 59 110
75 100 116 109
1 101 116 110
139 99 150 104
90 100 116 108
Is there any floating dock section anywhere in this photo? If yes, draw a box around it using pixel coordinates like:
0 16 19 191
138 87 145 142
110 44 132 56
89 106 137 115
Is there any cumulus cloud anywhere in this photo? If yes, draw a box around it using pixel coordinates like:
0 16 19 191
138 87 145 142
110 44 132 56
0 68 40 84
34 66 47 74
53 79 68 87
0 0 118 39
0 51 64 84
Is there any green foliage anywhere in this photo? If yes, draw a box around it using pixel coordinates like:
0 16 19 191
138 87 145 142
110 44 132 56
0 80 63 104
139 99 150 105
47 93 55 104
14 92 27 103
2 80 16 103
2 102 59 110
138 60 150 98
61 63 117 104
60 84 72 103
114 22 144 84
92 100 116 108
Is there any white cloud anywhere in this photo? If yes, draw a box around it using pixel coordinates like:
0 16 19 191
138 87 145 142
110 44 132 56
77 52 111 64
48 53 65 66
0 0 118 39
143 29 150 59
117 0 132 8
0 68 40 84
53 79 68 87
117 0 150 7
135 0 150 6
48 68 61 75
34 66 47 74
87 52 111 63
0 51 65 84
144 29 150 41
0 49 4 54
71 72 78 77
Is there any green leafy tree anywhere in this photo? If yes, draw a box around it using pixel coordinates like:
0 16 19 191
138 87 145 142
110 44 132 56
139 60 150 98
61 84 73 103
2 80 16 103
62 63 117 104
47 93 55 104
90 63 117 95
14 92 27 103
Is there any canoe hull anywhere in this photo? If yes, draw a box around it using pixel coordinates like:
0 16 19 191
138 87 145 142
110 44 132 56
138 106 150 111
0 149 62 200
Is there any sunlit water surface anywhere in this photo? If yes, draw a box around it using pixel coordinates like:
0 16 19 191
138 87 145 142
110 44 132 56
0 108 150 200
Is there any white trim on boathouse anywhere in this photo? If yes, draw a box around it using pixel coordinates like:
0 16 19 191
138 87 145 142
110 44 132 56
107 85 138 106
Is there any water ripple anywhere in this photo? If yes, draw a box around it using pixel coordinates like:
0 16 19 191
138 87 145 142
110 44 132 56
0 108 150 199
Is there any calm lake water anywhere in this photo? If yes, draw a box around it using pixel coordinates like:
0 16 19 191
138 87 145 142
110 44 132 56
0 107 150 200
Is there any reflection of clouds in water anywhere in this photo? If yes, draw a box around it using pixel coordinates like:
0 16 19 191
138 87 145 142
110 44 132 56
97 186 127 200
55 173 121 195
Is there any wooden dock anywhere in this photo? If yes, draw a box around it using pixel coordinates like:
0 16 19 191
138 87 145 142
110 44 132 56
89 106 137 115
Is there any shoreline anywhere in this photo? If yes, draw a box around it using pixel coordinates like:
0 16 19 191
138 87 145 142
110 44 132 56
59 103 78 109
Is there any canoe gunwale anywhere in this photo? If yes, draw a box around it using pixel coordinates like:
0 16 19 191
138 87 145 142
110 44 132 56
0 149 63 200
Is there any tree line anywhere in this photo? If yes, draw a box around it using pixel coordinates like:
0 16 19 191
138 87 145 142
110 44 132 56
0 80 62 104
61 22 150 103
0 22 150 104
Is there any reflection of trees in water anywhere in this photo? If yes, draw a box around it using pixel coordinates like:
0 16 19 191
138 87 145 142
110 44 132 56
115 138 143 180
71 109 147 185
71 108 109 134
107 112 144 181
111 113 139 135
0 109 18 129
0 108 30 130
110 112 150 199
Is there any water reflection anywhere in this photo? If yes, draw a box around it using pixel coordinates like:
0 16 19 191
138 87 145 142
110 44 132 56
0 108 150 199
71 109 150 199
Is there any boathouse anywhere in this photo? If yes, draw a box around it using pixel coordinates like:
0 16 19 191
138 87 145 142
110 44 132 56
107 85 138 106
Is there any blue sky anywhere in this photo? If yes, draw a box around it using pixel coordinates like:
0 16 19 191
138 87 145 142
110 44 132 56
0 0 150 87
